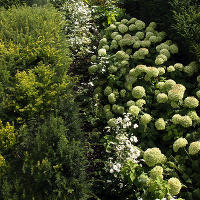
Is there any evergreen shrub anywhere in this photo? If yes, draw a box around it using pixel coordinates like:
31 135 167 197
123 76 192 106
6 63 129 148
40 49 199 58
0 5 90 199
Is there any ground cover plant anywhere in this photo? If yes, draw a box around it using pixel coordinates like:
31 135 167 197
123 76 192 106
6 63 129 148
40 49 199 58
88 16 200 199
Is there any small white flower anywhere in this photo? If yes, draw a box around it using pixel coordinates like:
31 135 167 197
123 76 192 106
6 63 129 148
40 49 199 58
133 124 139 129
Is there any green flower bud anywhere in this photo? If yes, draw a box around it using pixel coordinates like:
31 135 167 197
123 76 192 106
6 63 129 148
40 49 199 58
104 86 112 96
150 166 163 180
145 31 154 39
184 97 199 108
118 24 128 33
99 38 107 46
157 82 165 90
104 104 111 112
108 65 118 73
108 93 116 104
169 44 178 54
155 118 166 130
133 41 141 49
106 111 114 120
109 24 116 31
140 113 152 124
132 86 146 99
112 104 124 115
173 138 188 152
88 65 98 74
143 148 166 167
138 173 150 186
91 55 97 62
155 57 165 65
126 48 133 55
129 105 140 116
120 89 126 98
116 50 127 60
108 118 117 127
145 26 155 32
188 141 200 155
156 43 169 52
157 93 168 103
111 32 119 39
168 177 182 196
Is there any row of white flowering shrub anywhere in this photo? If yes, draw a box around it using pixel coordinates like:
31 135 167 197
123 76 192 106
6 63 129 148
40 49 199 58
88 16 200 200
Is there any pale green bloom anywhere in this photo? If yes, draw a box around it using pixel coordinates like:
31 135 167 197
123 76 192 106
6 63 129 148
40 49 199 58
196 90 200 98
145 31 154 39
129 24 137 31
138 173 150 186
179 116 192 128
108 93 116 104
173 138 188 152
104 104 111 113
188 141 200 155
167 65 175 72
143 148 166 167
132 86 146 99
147 67 159 77
121 19 129 24
129 105 140 116
160 48 170 59
184 97 199 108
164 79 176 92
120 89 126 98
108 118 117 127
136 99 146 108
98 48 107 56
114 34 122 41
104 86 112 96
150 166 163 180
108 65 118 73
171 114 182 125
135 31 145 40
128 17 137 24
140 113 152 124
168 84 186 101
155 118 166 130
109 24 116 31
91 55 96 62
112 104 124 115
158 67 165 75
157 82 165 90
133 41 141 49
157 93 168 103
88 65 98 74
127 100 135 107
141 40 151 47
111 32 119 39
156 43 169 52
168 177 182 196
149 36 157 43
174 63 184 71
135 20 145 30
118 24 128 33
169 44 178 54
99 38 107 46
187 110 199 121
149 22 157 29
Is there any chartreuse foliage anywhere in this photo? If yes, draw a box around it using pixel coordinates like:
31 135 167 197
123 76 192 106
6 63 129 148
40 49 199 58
89 16 200 199
0 5 90 199
0 5 72 122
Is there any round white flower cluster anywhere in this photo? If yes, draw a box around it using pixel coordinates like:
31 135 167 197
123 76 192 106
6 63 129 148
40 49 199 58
171 114 192 128
184 96 199 108
173 138 188 152
168 84 186 102
188 141 200 155
143 148 166 167
132 86 146 99
140 113 152 125
155 118 166 130
150 166 163 180
168 177 182 196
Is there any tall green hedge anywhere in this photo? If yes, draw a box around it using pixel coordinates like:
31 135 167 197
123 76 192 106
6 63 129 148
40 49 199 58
0 5 90 199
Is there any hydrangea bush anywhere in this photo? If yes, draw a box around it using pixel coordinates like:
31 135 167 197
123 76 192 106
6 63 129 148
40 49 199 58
89 16 200 199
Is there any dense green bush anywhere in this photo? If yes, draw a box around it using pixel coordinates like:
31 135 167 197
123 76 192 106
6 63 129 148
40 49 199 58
0 5 72 122
89 16 200 199
0 5 90 199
